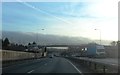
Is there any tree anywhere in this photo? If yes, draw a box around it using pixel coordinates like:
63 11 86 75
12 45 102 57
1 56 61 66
32 41 36 45
44 47 47 52
2 39 3 44
117 41 120 46
25 46 28 49
3 38 10 46
0 39 2 49
28 43 31 45
3 38 10 49
110 41 116 46
2 39 3 48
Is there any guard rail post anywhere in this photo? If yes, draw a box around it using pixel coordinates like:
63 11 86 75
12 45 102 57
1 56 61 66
103 65 106 73
94 63 97 70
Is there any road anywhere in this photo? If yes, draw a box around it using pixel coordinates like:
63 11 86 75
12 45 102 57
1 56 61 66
2 57 82 74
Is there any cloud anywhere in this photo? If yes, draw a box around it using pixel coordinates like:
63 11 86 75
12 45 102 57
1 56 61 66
2 1 118 41
2 31 112 45
85 0 118 18
2 31 92 45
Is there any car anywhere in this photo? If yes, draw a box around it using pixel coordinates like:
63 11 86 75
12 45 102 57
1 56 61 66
49 56 53 58
49 55 54 58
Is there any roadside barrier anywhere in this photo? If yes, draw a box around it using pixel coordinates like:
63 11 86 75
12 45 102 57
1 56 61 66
65 57 118 73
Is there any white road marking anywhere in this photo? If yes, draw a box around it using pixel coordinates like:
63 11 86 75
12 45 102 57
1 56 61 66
44 63 47 66
27 70 34 73
66 59 83 74
0 68 2 70
111 64 117 66
37 59 40 60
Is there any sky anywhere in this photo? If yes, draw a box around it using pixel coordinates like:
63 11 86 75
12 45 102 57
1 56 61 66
2 0 119 41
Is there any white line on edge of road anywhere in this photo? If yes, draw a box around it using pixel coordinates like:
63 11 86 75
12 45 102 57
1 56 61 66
27 70 34 73
66 59 83 75
44 63 47 66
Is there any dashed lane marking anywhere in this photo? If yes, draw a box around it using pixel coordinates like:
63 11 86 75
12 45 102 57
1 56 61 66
44 63 47 66
27 70 34 73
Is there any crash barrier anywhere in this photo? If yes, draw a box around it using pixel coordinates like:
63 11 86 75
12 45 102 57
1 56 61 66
1 50 43 67
65 57 118 73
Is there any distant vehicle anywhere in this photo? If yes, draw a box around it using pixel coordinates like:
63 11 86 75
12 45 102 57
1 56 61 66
49 54 54 58
56 55 60 57
86 44 106 58
65 55 68 57
75 55 80 57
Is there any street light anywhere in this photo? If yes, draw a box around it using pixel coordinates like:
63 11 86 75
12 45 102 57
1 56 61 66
94 29 101 45
41 29 45 46
36 28 45 44
35 28 45 58
40 28 45 57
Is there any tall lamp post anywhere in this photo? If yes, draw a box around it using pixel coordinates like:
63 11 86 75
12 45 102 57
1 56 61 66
41 29 45 57
35 28 44 58
94 29 101 45
36 28 45 44
41 29 45 46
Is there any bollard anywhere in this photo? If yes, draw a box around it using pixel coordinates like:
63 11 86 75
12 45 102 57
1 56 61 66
87 61 89 65
83 60 85 64
103 66 106 73
94 63 97 70
89 62 91 67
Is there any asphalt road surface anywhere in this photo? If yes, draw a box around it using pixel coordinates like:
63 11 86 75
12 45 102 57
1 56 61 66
2 57 83 74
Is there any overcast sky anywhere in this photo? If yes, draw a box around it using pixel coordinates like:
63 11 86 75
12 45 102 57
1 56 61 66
2 0 119 41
